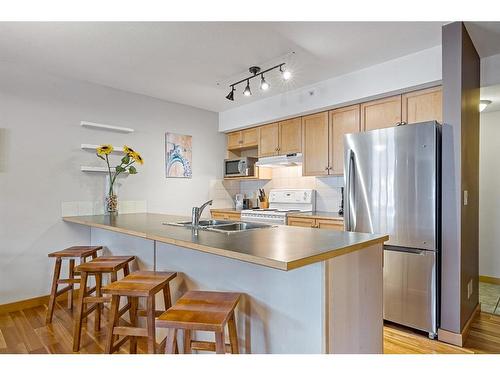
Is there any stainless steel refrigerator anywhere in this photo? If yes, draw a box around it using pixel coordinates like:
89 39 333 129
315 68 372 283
344 121 440 338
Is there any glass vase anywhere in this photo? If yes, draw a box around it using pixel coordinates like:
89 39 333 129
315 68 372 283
105 194 118 214
104 175 119 215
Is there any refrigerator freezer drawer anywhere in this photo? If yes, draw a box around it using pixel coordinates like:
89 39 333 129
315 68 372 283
383 248 437 335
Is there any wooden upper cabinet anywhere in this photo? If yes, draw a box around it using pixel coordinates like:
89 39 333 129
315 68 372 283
241 127 259 148
330 105 360 175
361 95 402 131
227 128 259 150
259 123 279 157
402 86 442 124
227 132 241 150
279 117 302 155
302 112 330 176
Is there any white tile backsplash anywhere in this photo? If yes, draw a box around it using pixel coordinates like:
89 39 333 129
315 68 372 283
235 166 344 212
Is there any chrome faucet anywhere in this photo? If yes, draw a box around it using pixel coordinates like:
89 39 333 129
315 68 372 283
191 200 213 228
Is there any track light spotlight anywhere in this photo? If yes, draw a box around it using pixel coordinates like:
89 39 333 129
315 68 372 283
260 74 270 91
226 86 235 101
280 66 292 80
243 80 252 96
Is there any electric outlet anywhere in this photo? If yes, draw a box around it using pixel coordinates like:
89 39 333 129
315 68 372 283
467 279 473 299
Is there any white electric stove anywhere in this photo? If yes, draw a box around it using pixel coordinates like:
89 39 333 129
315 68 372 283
241 189 316 225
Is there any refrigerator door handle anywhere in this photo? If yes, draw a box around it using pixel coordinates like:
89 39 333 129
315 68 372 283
345 149 355 231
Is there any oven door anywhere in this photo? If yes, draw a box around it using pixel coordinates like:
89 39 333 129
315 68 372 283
241 213 286 225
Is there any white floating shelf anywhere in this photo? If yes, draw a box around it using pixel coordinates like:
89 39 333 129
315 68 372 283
80 121 134 133
81 144 124 154
81 166 128 174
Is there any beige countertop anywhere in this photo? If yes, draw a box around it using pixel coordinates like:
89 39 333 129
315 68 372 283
287 211 344 221
63 213 387 271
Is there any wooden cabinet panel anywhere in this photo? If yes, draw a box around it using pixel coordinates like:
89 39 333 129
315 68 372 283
287 217 316 228
259 123 279 157
288 217 344 230
241 128 259 148
402 86 442 124
212 212 241 221
330 105 360 175
361 95 402 131
302 112 330 176
227 132 242 150
316 219 344 231
279 117 302 155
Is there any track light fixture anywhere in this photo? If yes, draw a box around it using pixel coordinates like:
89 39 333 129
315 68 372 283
225 86 235 101
243 80 252 96
280 65 292 80
225 63 291 101
260 74 270 91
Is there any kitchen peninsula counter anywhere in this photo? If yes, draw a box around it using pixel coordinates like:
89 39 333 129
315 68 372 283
63 213 385 271
64 212 387 354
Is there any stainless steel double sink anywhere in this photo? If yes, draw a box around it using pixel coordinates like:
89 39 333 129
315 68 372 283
163 219 274 233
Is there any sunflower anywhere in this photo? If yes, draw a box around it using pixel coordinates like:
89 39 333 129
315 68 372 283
131 152 144 165
123 145 136 156
96 144 113 156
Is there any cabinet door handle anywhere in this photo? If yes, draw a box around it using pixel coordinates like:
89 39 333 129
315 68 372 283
325 166 329 171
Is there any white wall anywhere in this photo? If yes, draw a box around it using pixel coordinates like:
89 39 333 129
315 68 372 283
0 61 223 304
479 110 500 279
481 52 500 87
219 46 442 131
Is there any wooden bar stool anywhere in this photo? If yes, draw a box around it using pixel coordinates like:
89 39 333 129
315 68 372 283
157 291 241 354
72 255 135 352
102 270 177 354
46 246 102 324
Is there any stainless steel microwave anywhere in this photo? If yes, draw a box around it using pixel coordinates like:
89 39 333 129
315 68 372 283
224 157 257 178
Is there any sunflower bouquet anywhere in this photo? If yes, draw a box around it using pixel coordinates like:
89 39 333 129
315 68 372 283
96 144 144 213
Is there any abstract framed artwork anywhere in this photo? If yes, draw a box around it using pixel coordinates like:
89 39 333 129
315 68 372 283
165 132 192 178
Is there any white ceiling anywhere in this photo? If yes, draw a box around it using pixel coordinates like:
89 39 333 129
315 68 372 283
465 22 500 58
0 22 448 112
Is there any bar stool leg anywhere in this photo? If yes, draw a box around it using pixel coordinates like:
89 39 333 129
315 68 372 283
105 295 120 354
46 257 62 324
183 330 192 354
163 285 172 310
94 273 102 331
129 297 139 354
68 259 75 310
165 328 177 354
215 327 226 354
228 313 239 354
73 271 88 352
146 296 156 354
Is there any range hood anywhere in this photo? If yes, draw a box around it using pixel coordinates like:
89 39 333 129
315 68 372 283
255 153 303 168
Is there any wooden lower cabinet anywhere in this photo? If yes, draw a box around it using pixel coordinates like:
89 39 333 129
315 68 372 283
316 219 344 231
287 217 315 228
287 216 344 231
211 211 241 221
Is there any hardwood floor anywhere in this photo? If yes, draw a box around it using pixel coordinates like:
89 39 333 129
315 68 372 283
384 312 500 354
1 300 500 354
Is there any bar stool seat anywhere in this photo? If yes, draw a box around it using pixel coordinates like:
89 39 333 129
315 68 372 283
46 246 102 324
72 255 135 352
102 271 177 354
157 290 241 354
